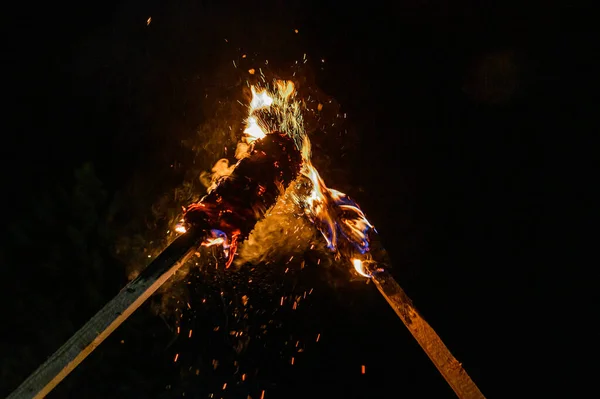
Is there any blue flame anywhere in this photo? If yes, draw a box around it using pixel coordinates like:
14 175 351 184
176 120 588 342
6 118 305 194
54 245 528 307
309 189 374 255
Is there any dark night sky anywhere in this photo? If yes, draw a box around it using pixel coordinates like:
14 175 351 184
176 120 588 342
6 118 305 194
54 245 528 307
1 1 595 398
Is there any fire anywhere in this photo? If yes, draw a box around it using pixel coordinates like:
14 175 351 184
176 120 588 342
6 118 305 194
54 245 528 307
201 237 225 247
352 259 372 278
186 78 376 275
200 229 232 256
243 116 266 141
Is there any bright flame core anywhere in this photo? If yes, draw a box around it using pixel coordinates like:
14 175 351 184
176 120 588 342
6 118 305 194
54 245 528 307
352 259 372 278
242 80 376 272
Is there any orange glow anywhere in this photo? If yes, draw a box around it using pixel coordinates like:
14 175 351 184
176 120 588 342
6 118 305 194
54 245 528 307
352 259 372 278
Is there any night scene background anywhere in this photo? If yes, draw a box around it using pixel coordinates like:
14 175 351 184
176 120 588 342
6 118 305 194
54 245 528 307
1 1 594 398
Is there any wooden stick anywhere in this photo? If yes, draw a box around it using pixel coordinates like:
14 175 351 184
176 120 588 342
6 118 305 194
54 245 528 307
8 229 202 399
372 270 486 399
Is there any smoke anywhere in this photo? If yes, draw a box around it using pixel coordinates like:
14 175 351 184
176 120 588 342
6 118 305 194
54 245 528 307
234 182 322 267
199 158 236 191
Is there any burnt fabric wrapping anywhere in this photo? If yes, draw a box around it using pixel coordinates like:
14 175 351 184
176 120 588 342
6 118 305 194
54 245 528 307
185 132 302 241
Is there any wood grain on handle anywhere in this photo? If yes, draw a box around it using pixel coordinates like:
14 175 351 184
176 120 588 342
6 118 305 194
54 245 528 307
372 270 486 399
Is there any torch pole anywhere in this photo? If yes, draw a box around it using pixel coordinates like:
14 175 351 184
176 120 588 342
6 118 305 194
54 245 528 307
371 270 486 399
8 229 203 399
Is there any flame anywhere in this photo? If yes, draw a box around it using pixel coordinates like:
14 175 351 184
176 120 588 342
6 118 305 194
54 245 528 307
243 115 267 141
243 86 274 143
201 237 225 247
249 86 273 110
175 218 187 233
352 259 372 278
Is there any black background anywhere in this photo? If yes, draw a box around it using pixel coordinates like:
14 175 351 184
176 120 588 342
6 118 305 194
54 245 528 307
2 1 595 398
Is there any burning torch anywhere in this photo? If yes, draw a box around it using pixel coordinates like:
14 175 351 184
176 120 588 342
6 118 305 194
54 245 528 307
9 80 485 399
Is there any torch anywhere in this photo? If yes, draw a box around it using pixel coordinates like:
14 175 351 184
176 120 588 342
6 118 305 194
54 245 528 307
7 132 302 399
9 79 486 399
